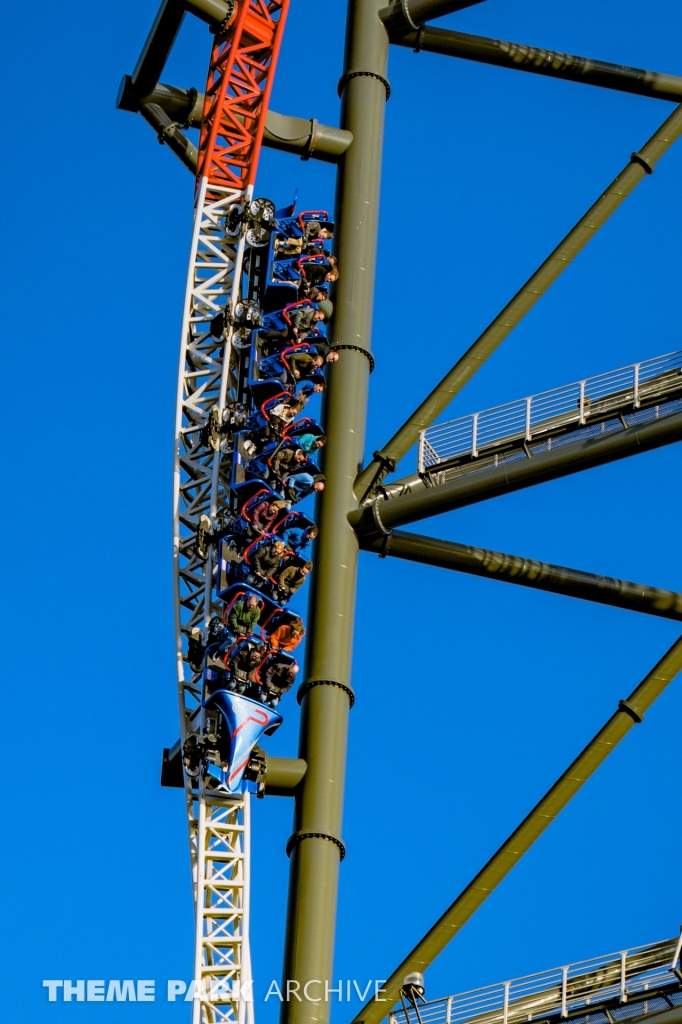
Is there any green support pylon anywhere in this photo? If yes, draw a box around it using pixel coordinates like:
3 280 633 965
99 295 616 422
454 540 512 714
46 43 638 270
279 3 389 1023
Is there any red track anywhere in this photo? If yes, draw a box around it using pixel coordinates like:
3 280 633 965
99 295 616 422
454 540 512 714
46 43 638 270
197 0 289 194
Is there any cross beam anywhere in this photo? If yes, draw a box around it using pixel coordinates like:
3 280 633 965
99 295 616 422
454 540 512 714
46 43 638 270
386 24 682 105
360 529 682 622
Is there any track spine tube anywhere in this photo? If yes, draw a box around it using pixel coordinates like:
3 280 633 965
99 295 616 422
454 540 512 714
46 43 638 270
279 4 389 1024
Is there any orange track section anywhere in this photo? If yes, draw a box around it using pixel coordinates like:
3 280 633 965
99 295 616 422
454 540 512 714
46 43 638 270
197 0 290 195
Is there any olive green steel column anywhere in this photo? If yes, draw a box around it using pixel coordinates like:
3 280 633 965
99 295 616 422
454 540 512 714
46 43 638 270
280 4 389 1024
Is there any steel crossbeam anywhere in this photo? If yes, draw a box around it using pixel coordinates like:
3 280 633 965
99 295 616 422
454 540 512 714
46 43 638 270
360 530 682 622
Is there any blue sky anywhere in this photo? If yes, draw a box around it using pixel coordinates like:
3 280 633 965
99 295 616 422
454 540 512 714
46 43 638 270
1 0 681 1020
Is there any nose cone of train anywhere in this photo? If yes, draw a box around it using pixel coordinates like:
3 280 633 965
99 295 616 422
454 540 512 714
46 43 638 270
206 690 283 793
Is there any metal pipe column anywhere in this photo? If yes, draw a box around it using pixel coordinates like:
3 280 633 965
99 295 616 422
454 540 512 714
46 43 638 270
280 4 389 1024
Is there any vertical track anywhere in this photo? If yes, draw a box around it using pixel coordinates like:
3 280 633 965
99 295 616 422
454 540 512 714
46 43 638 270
172 3 289 1020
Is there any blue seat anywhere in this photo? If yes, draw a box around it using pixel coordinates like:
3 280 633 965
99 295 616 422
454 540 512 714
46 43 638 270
252 650 298 706
247 331 295 391
217 582 284 628
260 300 312 332
272 258 302 282
273 510 315 538
282 417 324 443
262 281 299 313
253 343 324 390
232 432 288 495
233 484 288 534
273 511 317 557
261 606 306 646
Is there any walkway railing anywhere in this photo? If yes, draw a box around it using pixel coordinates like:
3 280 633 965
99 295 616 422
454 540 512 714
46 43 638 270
418 350 682 473
390 937 682 1024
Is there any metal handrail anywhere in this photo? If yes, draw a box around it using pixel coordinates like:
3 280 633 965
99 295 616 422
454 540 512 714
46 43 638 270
390 938 680 1024
417 350 682 473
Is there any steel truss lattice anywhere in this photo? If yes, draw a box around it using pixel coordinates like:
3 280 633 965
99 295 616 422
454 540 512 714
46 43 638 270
174 175 249 1024
191 793 253 1024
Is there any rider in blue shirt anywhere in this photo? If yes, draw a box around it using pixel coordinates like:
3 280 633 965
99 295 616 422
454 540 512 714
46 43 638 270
280 524 318 554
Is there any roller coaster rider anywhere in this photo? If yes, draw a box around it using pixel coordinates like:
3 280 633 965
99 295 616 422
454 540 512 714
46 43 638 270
273 560 312 601
271 444 307 480
308 338 338 364
226 638 264 691
296 432 326 456
259 302 331 350
249 538 287 580
227 593 261 636
278 521 317 554
247 496 289 536
274 221 333 256
300 256 338 290
258 655 298 704
268 614 305 652
267 393 307 431
259 348 325 386
283 469 325 502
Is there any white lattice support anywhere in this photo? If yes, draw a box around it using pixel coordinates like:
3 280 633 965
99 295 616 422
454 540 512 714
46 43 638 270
173 176 254 1023
192 793 251 1024
174 178 244 725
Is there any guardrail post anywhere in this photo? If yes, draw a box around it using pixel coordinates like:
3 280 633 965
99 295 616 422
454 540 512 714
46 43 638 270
620 951 627 1003
670 928 682 969
418 432 425 474
472 412 479 457
579 380 586 424
525 396 532 441
503 981 510 1024
561 966 568 1018
634 364 641 409
446 996 453 1024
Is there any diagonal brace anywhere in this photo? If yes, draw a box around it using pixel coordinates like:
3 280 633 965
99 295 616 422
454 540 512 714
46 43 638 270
360 529 682 622
354 101 682 501
386 25 682 105
350 633 682 1024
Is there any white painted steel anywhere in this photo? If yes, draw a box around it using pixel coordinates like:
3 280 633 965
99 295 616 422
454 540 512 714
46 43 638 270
173 177 243 729
173 177 254 1024
391 938 679 1024
418 349 682 472
191 794 249 1024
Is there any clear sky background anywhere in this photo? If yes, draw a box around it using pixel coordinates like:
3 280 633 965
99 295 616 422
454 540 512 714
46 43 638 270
1 0 681 1021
